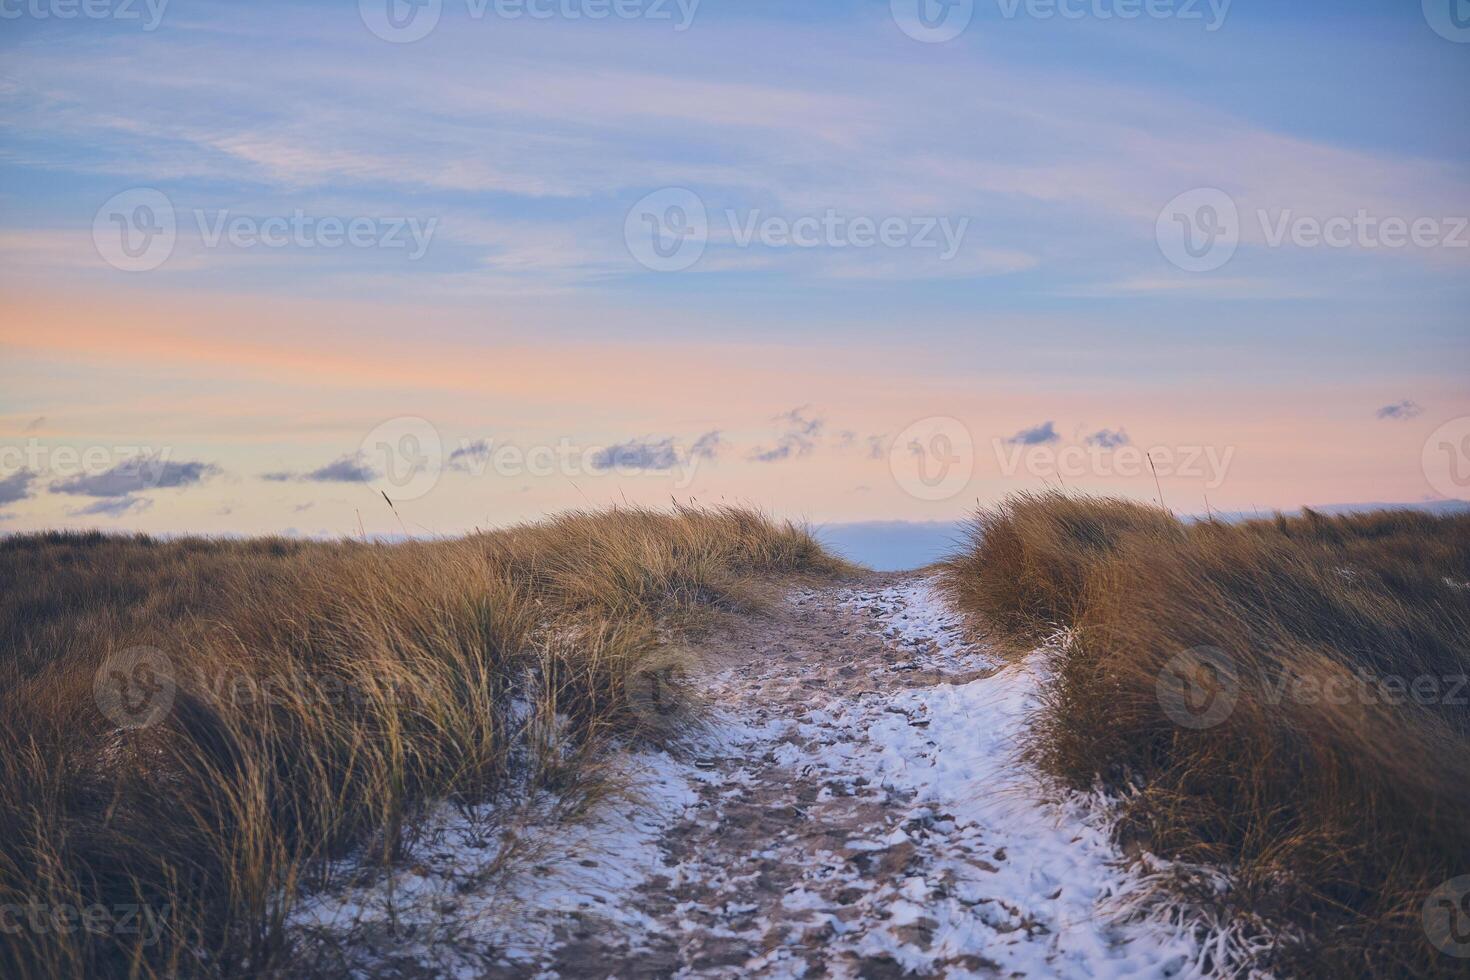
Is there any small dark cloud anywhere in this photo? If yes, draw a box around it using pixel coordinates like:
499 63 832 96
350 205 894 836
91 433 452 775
775 405 824 439
24 416 45 432
1006 421 1060 446
294 502 315 513
689 430 723 460
1085 428 1131 449
592 437 679 471
1376 400 1423 421
749 442 797 463
263 454 378 484
749 406 825 463
50 458 219 498
0 469 36 506
448 439 493 473
307 455 377 483
69 496 153 518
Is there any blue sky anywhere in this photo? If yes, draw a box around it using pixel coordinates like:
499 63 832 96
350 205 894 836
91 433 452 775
1 0 1467 536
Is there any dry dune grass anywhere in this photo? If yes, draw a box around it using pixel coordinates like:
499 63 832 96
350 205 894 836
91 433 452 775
941 491 1470 977
0 506 848 979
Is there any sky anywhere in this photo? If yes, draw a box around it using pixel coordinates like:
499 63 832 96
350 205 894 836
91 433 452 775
1 0 1468 539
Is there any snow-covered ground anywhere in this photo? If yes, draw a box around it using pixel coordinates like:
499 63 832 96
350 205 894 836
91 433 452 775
286 575 1255 977
759 579 1206 977
287 751 703 977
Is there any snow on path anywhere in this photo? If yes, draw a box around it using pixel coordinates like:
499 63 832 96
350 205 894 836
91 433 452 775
285 575 1220 977
728 577 1202 978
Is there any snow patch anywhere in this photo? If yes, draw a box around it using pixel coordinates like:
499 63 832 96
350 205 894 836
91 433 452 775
287 750 699 976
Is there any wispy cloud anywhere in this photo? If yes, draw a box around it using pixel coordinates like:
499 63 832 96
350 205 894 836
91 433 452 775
50 459 219 497
263 454 377 484
591 437 679 472
69 495 153 518
689 430 723 460
1376 400 1424 421
749 406 824 463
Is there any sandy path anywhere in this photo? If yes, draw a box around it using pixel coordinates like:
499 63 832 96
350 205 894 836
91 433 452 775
290 573 1208 978
542 573 1199 978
